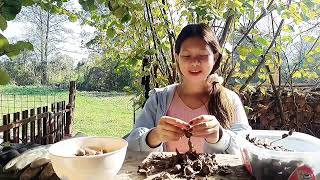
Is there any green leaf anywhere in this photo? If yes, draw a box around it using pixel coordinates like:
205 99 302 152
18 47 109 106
281 10 291 20
258 73 267 80
238 46 250 56
303 36 315 42
0 69 10 85
68 14 78 22
0 34 9 53
292 71 302 78
4 41 33 57
282 35 293 43
22 0 35 6
113 6 126 19
252 47 264 56
51 6 62 14
1 0 22 20
15 41 33 51
282 25 294 32
249 58 259 64
306 56 315 63
304 71 318 79
0 16 7 31
121 13 131 23
240 55 246 60
79 0 97 11
256 37 269 46
107 28 116 38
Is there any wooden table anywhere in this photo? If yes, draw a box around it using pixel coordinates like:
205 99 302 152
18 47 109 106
116 151 253 180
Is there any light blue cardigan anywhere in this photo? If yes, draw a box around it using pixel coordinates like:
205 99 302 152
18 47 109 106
127 84 252 154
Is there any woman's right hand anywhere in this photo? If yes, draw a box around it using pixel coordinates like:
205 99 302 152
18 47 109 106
146 116 190 148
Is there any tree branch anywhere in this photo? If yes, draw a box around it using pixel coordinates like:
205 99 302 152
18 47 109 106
232 0 276 52
219 11 234 47
239 19 285 92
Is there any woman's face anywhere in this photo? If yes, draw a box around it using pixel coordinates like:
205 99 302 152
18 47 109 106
177 37 215 83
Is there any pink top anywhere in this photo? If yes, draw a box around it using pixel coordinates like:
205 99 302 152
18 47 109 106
165 91 209 153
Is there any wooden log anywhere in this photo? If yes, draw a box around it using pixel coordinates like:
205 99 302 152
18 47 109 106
3 114 9 142
22 110 28 143
30 109 35 143
37 107 42 144
62 101 65 138
13 112 20 143
66 105 72 136
66 81 76 136
56 102 61 141
42 106 49 145
0 113 50 132
49 104 55 144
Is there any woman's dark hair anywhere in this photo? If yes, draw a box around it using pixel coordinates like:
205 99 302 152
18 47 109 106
174 23 234 128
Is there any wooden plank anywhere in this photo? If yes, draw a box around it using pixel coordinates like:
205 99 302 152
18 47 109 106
66 81 76 136
22 110 28 143
0 109 70 133
3 114 9 142
62 101 65 138
12 112 19 143
37 107 42 144
30 109 35 143
7 114 11 142
117 151 253 180
49 103 55 144
43 106 48 145
0 112 49 132
56 102 61 141
68 81 76 107
65 104 71 136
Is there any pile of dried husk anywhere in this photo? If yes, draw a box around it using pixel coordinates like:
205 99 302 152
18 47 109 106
240 89 320 138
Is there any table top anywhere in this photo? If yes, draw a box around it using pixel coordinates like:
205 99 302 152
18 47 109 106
116 151 253 180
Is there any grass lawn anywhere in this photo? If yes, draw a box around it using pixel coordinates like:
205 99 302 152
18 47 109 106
0 85 134 138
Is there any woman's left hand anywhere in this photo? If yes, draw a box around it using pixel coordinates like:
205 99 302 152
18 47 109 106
189 115 222 144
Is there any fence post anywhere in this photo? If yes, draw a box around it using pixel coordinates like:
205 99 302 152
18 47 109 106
30 109 35 143
13 112 20 143
22 110 28 143
37 107 42 144
43 106 49 145
66 81 76 136
3 114 9 142
56 102 61 141
50 104 55 144
62 101 65 139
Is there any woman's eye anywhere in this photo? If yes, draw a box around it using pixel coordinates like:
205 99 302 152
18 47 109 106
181 55 190 58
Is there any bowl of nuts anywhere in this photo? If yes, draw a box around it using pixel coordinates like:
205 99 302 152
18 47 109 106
237 130 320 180
48 136 128 180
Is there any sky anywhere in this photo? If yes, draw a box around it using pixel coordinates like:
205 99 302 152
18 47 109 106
1 0 96 64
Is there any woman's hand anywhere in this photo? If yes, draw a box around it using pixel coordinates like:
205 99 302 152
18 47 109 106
189 115 222 144
147 116 190 148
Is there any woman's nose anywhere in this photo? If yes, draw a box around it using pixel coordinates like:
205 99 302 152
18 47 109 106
190 59 200 66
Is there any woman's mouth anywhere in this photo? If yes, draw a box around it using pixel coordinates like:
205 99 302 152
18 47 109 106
189 70 202 75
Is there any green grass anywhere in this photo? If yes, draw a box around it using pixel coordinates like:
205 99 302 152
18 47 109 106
0 85 134 138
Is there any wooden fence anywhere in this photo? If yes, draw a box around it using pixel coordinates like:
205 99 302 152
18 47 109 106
0 81 76 145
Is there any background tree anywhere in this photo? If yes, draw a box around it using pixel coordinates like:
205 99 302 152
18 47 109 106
0 0 78 85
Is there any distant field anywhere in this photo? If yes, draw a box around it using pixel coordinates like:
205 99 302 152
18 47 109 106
0 85 134 138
